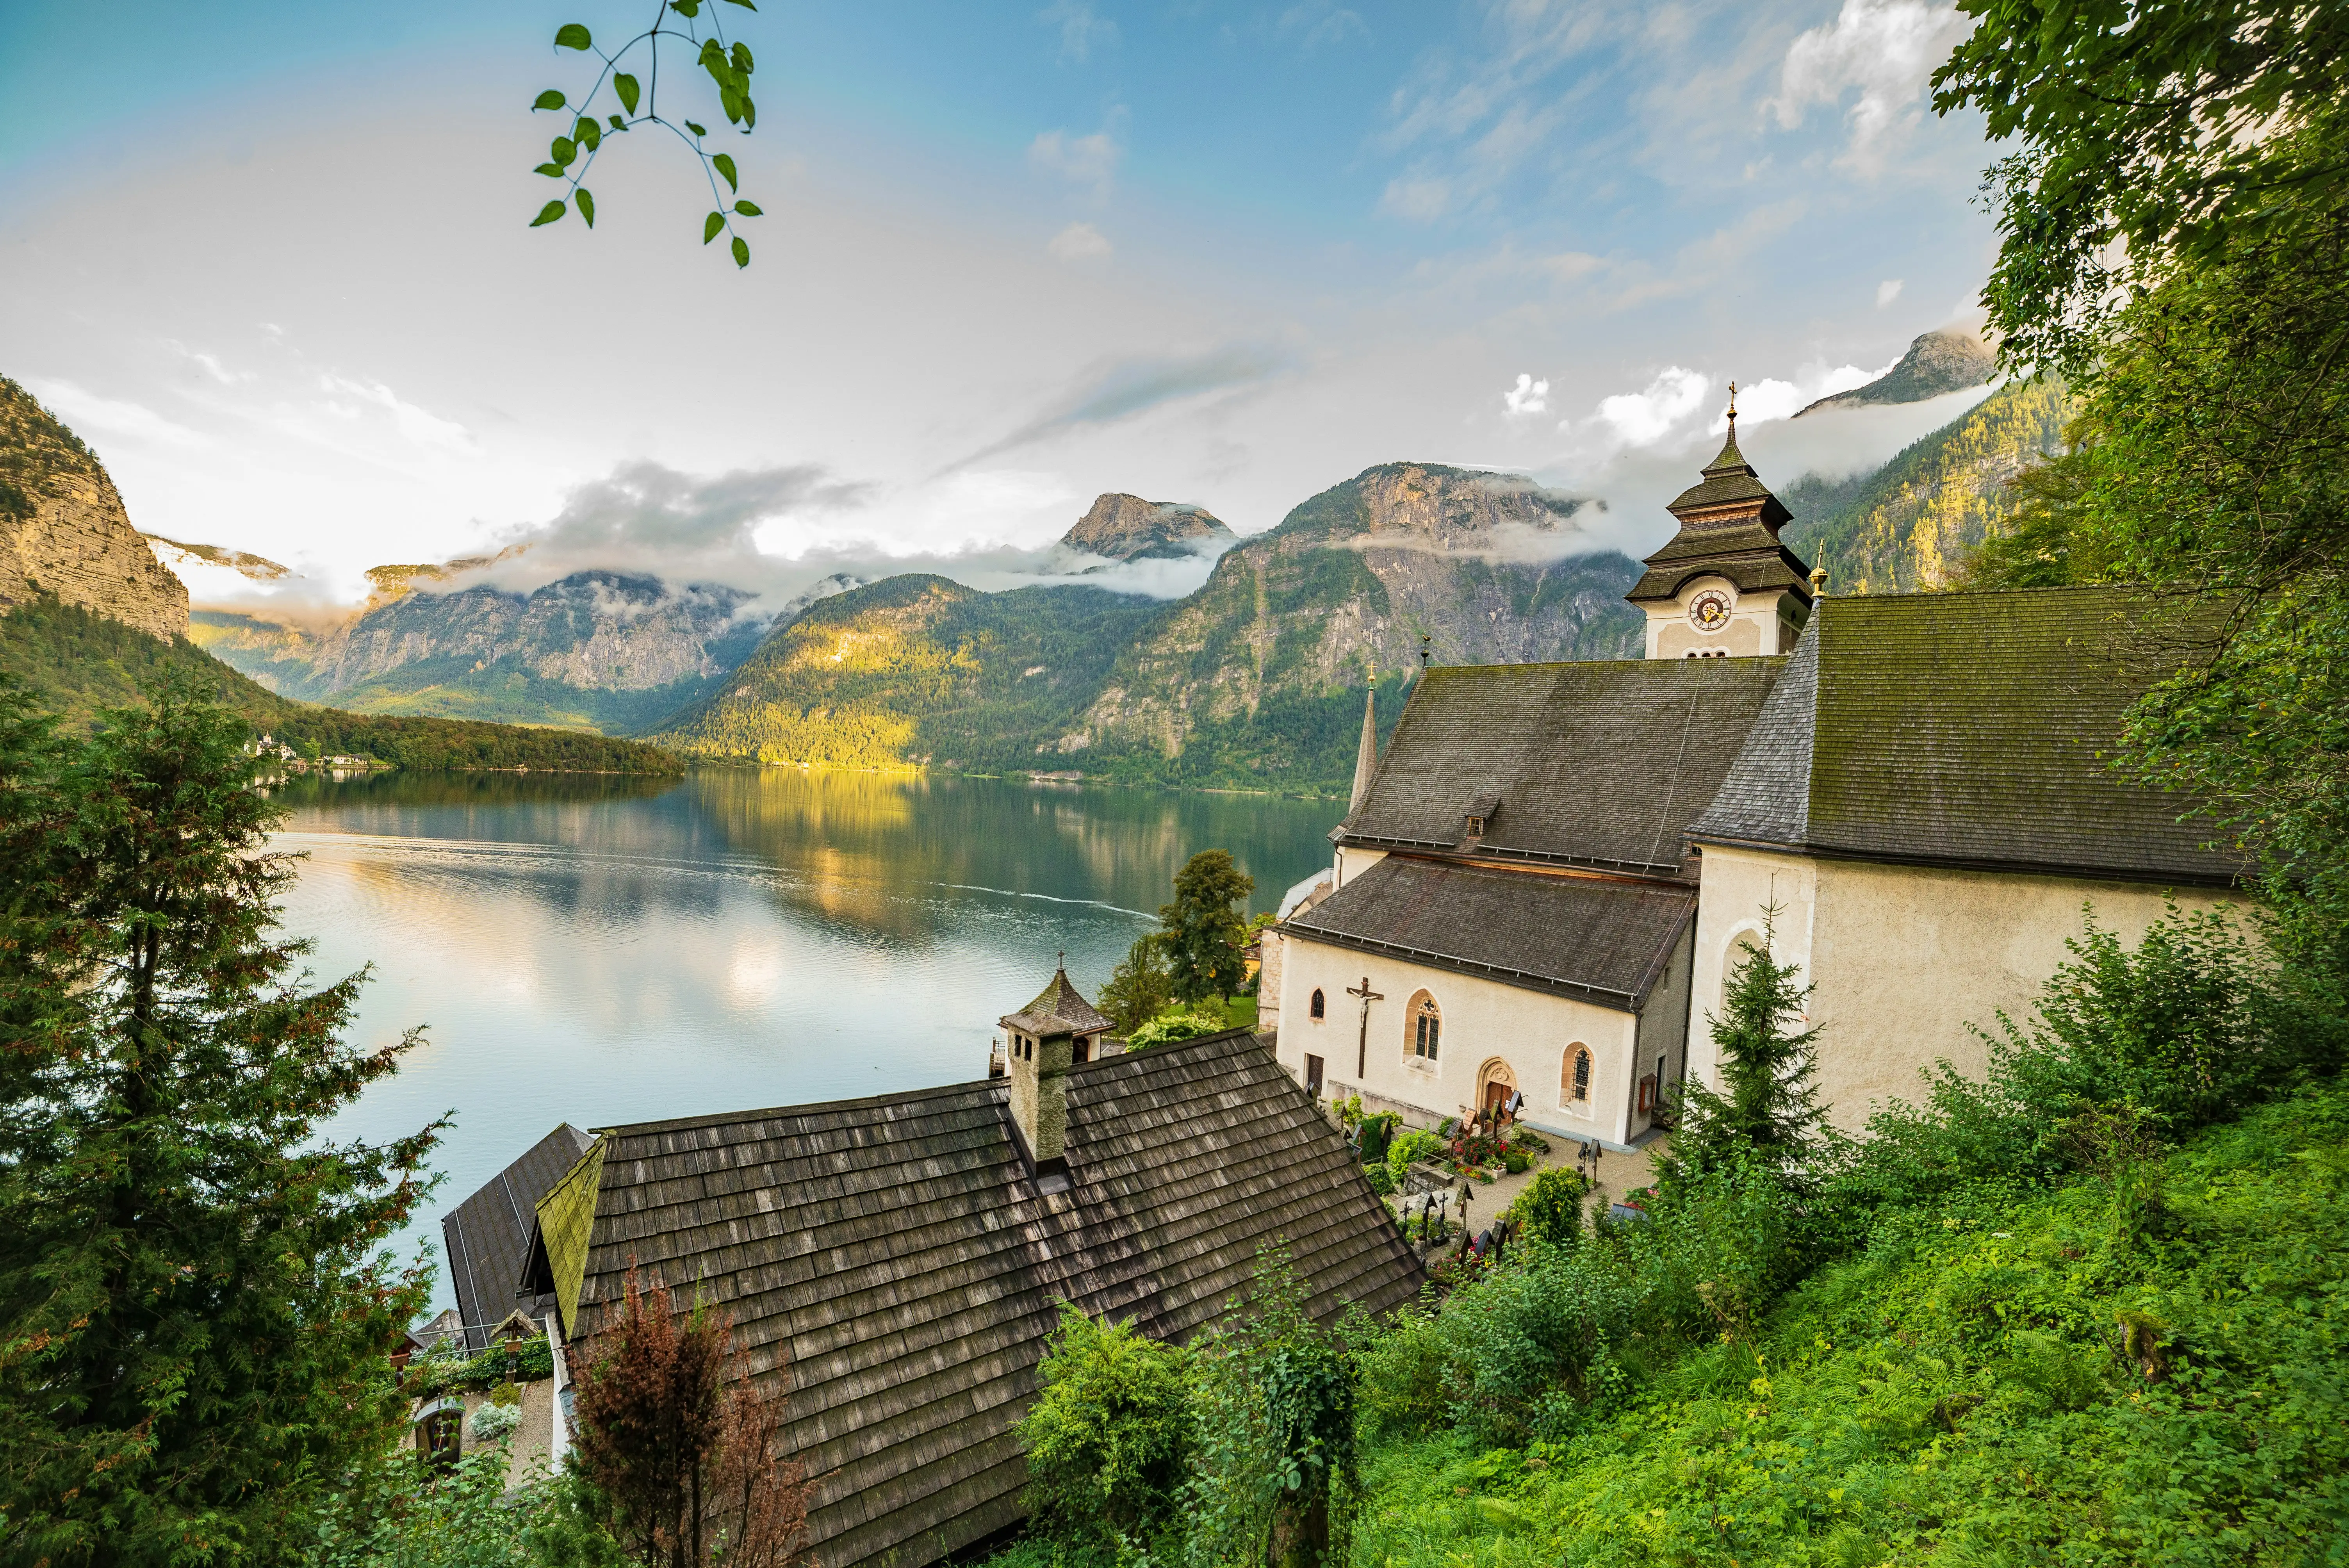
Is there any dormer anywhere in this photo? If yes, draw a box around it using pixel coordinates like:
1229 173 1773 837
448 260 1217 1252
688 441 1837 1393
1625 394 1814 659
1462 794 1501 842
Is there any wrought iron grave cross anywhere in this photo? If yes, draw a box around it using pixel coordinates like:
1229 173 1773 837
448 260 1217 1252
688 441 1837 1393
1346 975 1383 1078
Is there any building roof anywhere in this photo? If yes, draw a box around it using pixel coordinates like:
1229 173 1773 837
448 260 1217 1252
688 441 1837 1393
536 1033 1420 1568
440 1122 595 1350
1341 657 1787 877
1688 587 2246 884
1000 966 1112 1037
1281 857 1697 1010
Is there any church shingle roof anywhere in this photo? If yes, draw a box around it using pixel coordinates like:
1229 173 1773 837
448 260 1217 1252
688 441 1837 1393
1688 587 2246 884
441 1122 594 1350
1342 658 1788 877
540 1033 1420 1568
1282 857 1698 1010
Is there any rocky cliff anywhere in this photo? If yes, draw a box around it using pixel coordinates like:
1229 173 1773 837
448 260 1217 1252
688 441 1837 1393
1059 493 1234 561
1060 463 1641 772
0 377 188 641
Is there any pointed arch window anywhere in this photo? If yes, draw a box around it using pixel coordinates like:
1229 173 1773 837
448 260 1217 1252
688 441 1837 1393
1310 988 1326 1021
1565 1045 1592 1106
1412 996 1440 1061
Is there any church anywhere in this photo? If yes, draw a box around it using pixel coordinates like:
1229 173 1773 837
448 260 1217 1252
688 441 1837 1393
1267 409 2246 1158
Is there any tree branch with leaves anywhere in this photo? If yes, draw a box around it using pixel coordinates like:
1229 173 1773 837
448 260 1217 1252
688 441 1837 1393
528 0 768 267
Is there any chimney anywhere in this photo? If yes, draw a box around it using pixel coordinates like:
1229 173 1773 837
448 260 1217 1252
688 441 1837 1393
1000 964 1110 1193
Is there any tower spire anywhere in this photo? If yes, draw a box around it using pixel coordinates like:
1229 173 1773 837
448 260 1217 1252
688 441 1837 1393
1349 690 1378 814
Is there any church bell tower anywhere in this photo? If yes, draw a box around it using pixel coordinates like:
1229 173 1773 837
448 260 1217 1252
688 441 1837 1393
1625 388 1815 658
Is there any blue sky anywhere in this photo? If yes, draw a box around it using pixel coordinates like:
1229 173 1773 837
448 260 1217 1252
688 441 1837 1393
0 0 2003 609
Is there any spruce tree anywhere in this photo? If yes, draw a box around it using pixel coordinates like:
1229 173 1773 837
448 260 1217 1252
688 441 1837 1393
1157 850 1253 1004
1668 904 1827 1185
0 678 439 1565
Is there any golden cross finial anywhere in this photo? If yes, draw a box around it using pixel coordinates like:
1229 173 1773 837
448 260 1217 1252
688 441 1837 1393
1727 380 1738 421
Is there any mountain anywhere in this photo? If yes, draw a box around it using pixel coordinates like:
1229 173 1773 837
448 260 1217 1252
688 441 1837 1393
1795 326 1998 417
1059 463 1642 785
0 592 679 771
1782 378 2073 593
1058 493 1233 562
0 377 187 641
193 570 866 732
656 463 1643 791
651 577 1163 768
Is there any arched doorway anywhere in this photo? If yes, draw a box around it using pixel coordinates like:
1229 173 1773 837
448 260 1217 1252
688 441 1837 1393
1475 1057 1518 1115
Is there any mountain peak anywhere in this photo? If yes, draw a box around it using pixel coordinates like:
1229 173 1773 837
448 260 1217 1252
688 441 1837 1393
1795 326 1997 418
1060 494 1233 562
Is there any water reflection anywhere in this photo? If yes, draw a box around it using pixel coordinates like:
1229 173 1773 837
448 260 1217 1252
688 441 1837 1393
281 768 1338 1308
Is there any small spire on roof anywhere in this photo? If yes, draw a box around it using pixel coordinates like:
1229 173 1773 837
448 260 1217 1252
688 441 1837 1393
1349 689 1379 815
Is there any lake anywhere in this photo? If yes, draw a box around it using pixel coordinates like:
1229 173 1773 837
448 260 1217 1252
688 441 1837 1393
277 768 1340 1312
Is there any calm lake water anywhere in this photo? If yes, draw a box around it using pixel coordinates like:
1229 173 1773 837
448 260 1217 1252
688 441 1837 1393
276 768 1339 1312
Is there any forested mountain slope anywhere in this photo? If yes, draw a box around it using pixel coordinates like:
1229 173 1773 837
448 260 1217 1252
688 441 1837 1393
0 377 188 641
1782 378 2072 594
0 595 679 771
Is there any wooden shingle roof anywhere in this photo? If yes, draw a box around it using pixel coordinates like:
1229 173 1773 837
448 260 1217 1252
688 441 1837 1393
1688 588 2245 884
548 1032 1420 1568
1001 966 1111 1037
441 1122 594 1349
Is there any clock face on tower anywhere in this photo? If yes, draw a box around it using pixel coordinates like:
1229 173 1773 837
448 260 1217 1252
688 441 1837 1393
1688 588 1734 632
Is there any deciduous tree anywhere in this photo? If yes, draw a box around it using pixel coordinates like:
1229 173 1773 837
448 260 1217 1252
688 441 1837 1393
1158 850 1253 1005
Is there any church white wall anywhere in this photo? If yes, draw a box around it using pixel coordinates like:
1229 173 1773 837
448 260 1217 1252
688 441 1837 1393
1333 846 1387 889
1689 843 2249 1134
1631 923 1696 1139
1272 935 1645 1147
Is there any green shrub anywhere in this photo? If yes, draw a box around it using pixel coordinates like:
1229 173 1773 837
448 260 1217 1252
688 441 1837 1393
1015 1304 1192 1556
1387 1129 1447 1188
1502 1149 1530 1174
1363 1164 1397 1197
1512 1167 1588 1249
1124 1009 1227 1048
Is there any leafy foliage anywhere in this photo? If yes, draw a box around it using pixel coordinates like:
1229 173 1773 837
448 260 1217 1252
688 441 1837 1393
527 0 767 265
0 675 440 1563
1934 0 2349 374
569 1265 811 1568
1158 849 1253 1005
1186 1247 1358 1568
1124 1009 1230 1049
1509 1167 1588 1251
1096 934 1176 1035
1384 1130 1446 1190
1016 1305 1194 1557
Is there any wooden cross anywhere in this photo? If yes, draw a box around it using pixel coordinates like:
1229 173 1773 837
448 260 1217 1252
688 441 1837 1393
1346 975 1383 1078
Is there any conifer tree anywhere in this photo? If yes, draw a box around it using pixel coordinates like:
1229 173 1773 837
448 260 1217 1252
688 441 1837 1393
1096 933 1176 1035
1158 850 1253 1005
0 677 440 1564
1668 904 1827 1185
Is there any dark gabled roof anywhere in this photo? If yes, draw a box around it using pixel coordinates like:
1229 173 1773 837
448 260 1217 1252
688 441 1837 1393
560 1034 1420 1568
1001 966 1111 1037
1282 857 1697 1011
1342 658 1787 877
1688 587 2246 884
441 1122 594 1349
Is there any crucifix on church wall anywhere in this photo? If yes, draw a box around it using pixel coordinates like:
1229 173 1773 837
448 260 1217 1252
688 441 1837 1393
1346 975 1383 1078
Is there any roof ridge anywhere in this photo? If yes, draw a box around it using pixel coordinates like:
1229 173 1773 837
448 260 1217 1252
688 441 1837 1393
598 1076 1005 1138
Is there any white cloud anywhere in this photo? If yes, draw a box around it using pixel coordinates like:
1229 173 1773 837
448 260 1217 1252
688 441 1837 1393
1590 366 1711 446
1502 373 1549 416
318 374 477 455
26 380 208 449
1876 278 1904 308
1037 1 1117 64
168 341 245 385
1766 0 1968 176
1717 360 1882 425
1047 221 1112 262
1378 176 1451 222
1028 120 1123 201
1278 3 1367 51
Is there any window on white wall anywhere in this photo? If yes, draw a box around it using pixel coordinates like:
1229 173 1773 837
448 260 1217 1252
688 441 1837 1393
1309 988 1325 1020
1410 994 1440 1061
1564 1045 1591 1107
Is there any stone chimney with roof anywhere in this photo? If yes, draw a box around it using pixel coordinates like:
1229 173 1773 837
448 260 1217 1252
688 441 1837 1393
1625 390 1815 659
999 964 1112 1190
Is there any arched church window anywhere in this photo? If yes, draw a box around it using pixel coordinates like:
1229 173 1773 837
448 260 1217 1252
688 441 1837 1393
1566 1045 1592 1105
1411 995 1440 1061
1310 988 1325 1020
